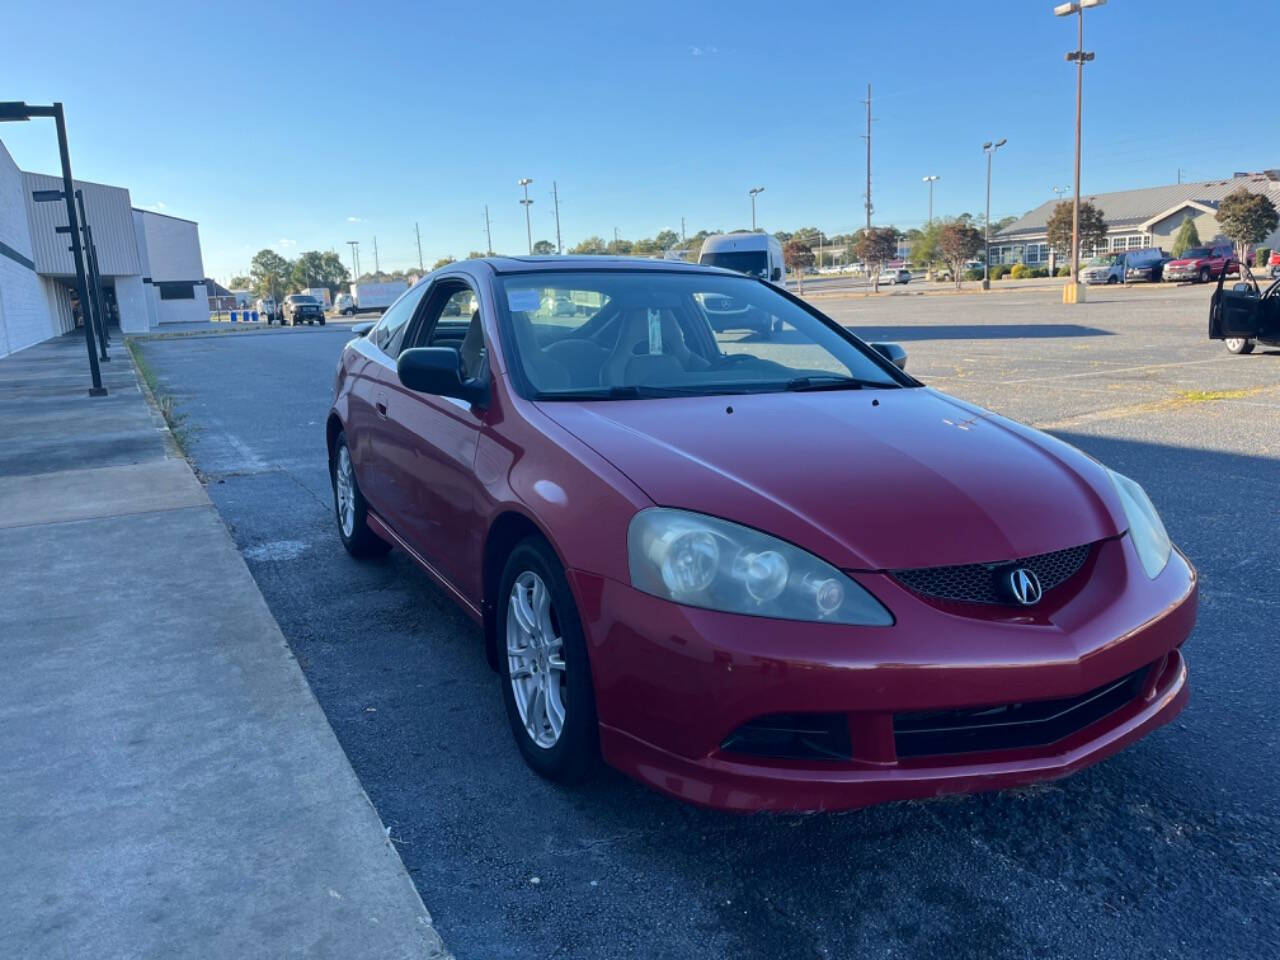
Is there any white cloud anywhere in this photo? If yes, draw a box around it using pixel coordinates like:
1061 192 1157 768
346 216 363 222
141 201 167 211
277 237 297 248
690 45 718 56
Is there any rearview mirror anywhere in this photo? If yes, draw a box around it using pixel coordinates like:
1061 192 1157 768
351 321 374 337
870 341 908 370
397 347 487 406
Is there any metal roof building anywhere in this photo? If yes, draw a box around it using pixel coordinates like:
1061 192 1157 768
989 172 1280 267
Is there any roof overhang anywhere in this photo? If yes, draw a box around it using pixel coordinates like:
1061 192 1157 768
1141 200 1217 231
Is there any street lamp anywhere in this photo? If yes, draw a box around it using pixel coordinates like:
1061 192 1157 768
518 178 534 254
748 186 765 231
1055 0 1105 303
0 101 105 395
922 175 940 225
982 139 1007 290
45 194 107 361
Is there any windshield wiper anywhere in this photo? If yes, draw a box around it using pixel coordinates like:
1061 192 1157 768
534 384 704 401
783 375 885 392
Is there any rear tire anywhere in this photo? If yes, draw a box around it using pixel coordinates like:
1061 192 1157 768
331 431 391 558
1225 338 1254 355
497 537 598 783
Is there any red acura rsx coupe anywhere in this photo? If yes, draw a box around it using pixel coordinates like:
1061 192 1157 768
326 257 1195 812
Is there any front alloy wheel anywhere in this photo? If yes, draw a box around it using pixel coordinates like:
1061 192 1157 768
498 538 598 781
331 431 390 557
1225 337 1255 355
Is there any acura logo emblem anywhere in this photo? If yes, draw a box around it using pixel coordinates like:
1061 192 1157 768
1005 567 1043 606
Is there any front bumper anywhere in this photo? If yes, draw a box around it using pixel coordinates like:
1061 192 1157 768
1163 268 1198 281
570 538 1196 812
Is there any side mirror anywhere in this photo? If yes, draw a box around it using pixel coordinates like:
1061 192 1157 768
397 347 487 406
771 267 782 282
1232 282 1254 295
351 321 374 337
870 341 908 371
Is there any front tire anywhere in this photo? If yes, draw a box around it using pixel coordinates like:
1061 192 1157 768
331 431 391 558
1225 337 1255 355
497 537 598 783
1198 267 1211 283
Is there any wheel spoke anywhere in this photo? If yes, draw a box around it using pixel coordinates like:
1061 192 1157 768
546 683 565 737
511 588 538 636
526 684 546 738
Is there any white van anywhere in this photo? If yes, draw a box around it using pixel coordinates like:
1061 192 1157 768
698 233 786 288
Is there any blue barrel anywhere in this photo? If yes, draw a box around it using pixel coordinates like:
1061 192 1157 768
251 310 259 322
230 310 238 322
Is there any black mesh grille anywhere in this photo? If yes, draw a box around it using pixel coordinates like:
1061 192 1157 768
891 543 1092 605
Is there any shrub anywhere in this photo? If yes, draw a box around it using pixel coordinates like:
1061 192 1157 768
989 264 1013 280
1010 263 1031 279
964 267 985 281
1256 247 1271 268
1057 265 1072 277
1030 267 1050 278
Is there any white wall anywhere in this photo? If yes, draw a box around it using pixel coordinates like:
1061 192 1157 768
116 274 149 334
22 172 141 278
134 209 206 325
0 141 57 357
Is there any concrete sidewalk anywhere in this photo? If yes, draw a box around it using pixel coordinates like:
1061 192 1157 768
0 335 447 959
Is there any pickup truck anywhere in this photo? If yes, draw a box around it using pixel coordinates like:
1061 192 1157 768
1163 244 1236 284
281 294 326 326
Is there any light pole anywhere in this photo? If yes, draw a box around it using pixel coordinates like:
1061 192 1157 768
0 101 104 395
982 139 1007 290
346 240 360 281
922 175 939 225
1055 0 1105 303
518 178 534 254
748 186 765 231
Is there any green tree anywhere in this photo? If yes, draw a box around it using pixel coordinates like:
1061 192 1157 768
938 220 984 289
909 221 941 269
1215 189 1279 263
851 227 900 290
290 250 350 297
229 275 250 289
654 229 680 251
607 237 633 255
249 249 292 301
570 235 606 254
465 251 488 259
1045 200 1107 265
1170 215 1201 257
431 256 456 270
532 240 556 255
783 239 815 293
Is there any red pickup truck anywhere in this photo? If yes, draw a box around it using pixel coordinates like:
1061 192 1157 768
1162 244 1236 283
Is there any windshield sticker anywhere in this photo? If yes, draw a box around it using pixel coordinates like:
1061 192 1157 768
507 288 542 312
647 308 663 354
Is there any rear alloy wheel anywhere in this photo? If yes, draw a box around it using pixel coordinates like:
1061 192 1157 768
1198 267 1211 283
498 538 598 782
1225 337 1255 355
331 432 390 558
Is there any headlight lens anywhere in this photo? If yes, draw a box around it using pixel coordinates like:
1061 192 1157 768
1108 470 1172 578
627 508 893 625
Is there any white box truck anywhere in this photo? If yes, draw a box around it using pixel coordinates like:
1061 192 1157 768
351 281 409 313
301 286 332 307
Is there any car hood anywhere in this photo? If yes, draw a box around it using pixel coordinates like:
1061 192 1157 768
538 388 1125 570
1166 258 1204 267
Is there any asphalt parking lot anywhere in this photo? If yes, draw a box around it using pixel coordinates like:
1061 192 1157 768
135 282 1279 960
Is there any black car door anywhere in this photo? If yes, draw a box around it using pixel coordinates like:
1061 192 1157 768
1209 272 1264 339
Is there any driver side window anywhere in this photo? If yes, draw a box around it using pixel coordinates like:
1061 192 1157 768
371 283 429 358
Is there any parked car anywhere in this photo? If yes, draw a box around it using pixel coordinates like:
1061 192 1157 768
1162 244 1236 283
333 292 356 316
255 297 279 324
1081 253 1126 284
1268 249 1280 279
1123 248 1169 283
281 294 326 326
326 256 1195 812
886 268 911 285
697 233 786 337
1208 264 1280 355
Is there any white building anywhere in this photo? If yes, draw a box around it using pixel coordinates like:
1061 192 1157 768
0 138 207 358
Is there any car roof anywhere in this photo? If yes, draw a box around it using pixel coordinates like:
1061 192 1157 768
464 255 741 278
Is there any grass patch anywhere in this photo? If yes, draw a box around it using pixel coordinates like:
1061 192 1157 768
126 338 193 453
1174 388 1262 404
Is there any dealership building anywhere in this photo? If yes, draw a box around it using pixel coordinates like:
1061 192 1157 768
0 139 207 358
989 171 1280 267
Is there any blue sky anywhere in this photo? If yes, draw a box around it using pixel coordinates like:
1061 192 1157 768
4 0 1276 280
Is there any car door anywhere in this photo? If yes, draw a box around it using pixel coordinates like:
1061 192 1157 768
346 281 431 516
1209 273 1264 339
379 278 489 597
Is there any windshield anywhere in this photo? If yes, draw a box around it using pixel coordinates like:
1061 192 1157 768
498 271 906 399
1088 255 1123 267
698 250 769 279
290 296 318 304
1179 248 1210 259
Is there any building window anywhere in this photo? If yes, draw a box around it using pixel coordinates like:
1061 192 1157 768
158 282 195 300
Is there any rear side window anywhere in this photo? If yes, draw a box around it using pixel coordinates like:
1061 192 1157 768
371 283 429 358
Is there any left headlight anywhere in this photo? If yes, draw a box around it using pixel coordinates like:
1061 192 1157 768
1108 470 1172 579
627 508 893 625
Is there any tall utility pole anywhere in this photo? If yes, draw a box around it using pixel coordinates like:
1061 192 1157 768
681 216 686 243
551 181 562 254
518 178 534 254
862 83 873 231
414 222 423 271
748 186 765 231
484 204 493 255
1055 0 1104 301
372 236 379 275
922 175 939 225
347 240 360 280
982 139 1007 290
613 226 620 251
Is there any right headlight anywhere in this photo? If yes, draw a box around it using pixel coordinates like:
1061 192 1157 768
1107 469 1172 579
627 508 893 625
